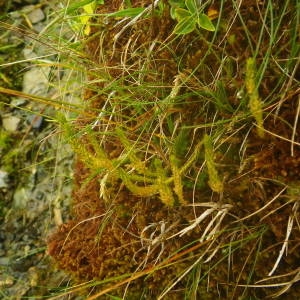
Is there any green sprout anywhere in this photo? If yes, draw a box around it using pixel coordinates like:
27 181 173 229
169 0 215 35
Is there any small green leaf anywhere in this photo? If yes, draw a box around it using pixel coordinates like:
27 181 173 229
197 13 215 31
169 0 186 8
185 0 197 14
106 7 145 18
170 7 177 19
174 8 191 21
204 134 223 193
66 0 95 13
173 16 196 35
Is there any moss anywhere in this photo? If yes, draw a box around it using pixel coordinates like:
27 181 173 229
48 0 300 298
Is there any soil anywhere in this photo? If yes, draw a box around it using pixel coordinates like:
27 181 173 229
0 1 77 298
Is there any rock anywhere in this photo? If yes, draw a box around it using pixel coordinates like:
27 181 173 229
22 47 37 60
22 66 50 96
27 114 43 129
10 98 27 107
0 0 74 298
13 187 30 209
32 22 46 33
0 170 9 188
2 115 21 131
0 257 10 266
27 8 45 24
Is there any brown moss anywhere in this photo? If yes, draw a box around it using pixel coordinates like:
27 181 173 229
48 0 300 298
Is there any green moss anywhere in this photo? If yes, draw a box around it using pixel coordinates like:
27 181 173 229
0 129 12 151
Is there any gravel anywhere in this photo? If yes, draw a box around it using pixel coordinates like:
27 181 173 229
0 1 80 298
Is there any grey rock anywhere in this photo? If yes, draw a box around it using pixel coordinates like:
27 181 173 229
23 66 50 96
20 5 35 14
22 47 37 60
0 257 10 266
27 8 45 24
2 115 21 132
13 187 30 210
33 22 46 33
0 170 9 188
27 114 43 129
10 98 27 107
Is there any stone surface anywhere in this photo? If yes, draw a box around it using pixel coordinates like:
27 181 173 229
13 187 30 209
2 115 21 131
27 114 43 129
10 98 27 107
22 47 37 60
0 1 75 298
0 170 9 188
27 8 45 24
22 66 50 95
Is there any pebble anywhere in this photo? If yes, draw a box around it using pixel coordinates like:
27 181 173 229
0 170 9 188
22 47 37 60
1 1 74 297
0 257 10 266
2 115 21 132
22 66 50 96
10 98 27 107
13 187 30 209
27 114 43 129
27 8 45 24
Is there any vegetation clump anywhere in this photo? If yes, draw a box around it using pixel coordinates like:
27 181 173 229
47 0 300 298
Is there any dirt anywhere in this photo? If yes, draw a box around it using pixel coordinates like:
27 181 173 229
0 2 77 299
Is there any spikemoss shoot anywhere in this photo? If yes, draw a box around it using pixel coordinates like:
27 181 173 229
203 134 223 194
170 155 186 205
246 57 265 138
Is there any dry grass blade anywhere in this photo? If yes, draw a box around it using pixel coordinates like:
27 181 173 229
270 269 300 298
268 201 299 276
291 94 300 156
